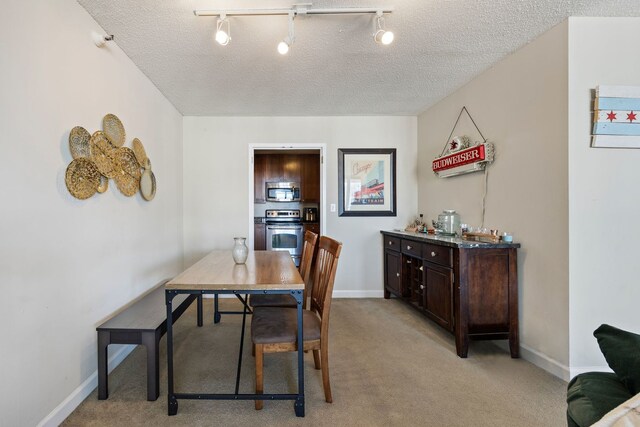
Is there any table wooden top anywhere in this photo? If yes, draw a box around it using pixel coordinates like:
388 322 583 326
166 250 304 291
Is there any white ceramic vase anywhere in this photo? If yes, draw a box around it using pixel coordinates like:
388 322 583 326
232 237 248 264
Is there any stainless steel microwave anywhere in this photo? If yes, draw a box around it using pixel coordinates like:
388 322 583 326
266 182 300 202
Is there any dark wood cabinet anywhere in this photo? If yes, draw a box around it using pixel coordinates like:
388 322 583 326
303 223 320 235
384 250 402 296
301 154 320 202
424 262 453 331
254 153 320 203
382 231 520 358
254 155 267 203
254 223 266 250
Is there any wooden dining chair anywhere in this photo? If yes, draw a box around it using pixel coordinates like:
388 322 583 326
249 230 318 309
251 235 342 409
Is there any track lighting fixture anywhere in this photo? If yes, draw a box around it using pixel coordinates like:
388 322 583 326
373 11 394 45
215 14 230 46
194 5 394 53
278 12 295 55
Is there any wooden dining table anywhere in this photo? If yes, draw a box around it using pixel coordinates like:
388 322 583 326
165 250 306 417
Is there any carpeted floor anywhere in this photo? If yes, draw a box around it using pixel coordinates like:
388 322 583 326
63 298 567 426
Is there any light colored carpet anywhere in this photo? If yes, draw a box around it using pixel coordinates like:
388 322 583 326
63 299 567 426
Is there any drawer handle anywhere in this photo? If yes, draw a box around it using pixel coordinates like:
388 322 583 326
407 245 412 250
396 273 400 277
420 285 425 290
419 266 424 271
431 251 437 257
388 241 393 245
406 260 412 264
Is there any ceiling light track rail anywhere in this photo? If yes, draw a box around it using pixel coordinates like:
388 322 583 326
194 7 393 18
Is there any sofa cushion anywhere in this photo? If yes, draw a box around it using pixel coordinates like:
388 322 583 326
567 372 633 427
594 324 640 394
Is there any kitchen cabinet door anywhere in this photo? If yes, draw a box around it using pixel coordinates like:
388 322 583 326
282 154 302 184
254 155 267 203
254 223 266 250
303 223 320 235
301 154 320 202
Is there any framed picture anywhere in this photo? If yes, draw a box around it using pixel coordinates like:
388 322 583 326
338 148 396 217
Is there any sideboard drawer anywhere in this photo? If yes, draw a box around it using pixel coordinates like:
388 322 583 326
401 239 423 258
424 243 452 267
384 236 401 252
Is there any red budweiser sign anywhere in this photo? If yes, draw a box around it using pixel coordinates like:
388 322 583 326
432 144 486 172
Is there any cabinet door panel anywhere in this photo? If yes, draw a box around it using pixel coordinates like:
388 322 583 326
254 155 266 203
424 262 454 331
303 223 320 235
301 154 320 202
254 223 266 250
384 250 402 296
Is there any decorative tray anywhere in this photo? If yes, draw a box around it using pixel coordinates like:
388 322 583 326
461 232 500 243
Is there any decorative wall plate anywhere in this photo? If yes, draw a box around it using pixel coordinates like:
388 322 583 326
90 131 118 178
114 147 141 196
132 138 148 166
65 158 100 199
140 169 156 201
69 126 91 159
103 114 125 147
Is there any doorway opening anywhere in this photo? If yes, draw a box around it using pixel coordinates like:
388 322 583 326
248 144 326 254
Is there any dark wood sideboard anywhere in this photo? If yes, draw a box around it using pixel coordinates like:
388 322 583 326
381 230 520 358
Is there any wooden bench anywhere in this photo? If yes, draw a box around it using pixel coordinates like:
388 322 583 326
96 280 203 401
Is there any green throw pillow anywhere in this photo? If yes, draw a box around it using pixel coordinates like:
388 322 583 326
594 324 640 394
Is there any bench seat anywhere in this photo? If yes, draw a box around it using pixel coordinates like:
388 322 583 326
96 280 202 401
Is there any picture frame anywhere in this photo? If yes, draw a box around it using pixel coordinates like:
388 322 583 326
338 148 396 217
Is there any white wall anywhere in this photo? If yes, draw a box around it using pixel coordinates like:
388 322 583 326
417 22 570 376
0 1 183 425
183 117 417 296
568 17 640 373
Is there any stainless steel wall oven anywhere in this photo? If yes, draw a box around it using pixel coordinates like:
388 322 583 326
265 209 303 266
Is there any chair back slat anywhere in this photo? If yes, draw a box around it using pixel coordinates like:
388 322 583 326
299 230 319 309
310 236 342 323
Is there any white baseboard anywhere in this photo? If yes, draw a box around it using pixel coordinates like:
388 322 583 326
333 290 385 298
37 345 135 427
494 341 571 381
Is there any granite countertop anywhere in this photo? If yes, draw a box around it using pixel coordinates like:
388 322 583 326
381 229 520 249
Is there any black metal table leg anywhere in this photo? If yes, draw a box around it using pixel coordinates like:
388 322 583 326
234 294 249 395
166 291 178 416
294 289 305 417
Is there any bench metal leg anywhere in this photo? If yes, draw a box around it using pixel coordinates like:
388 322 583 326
214 294 221 323
142 330 161 401
97 331 111 400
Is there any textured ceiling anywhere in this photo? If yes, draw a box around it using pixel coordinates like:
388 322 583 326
77 0 640 116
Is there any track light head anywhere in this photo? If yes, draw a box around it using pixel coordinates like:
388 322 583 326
374 12 394 45
215 14 230 46
278 12 296 55
278 36 292 55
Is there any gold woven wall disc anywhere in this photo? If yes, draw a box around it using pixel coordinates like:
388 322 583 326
132 138 148 166
65 158 100 199
114 147 141 196
90 131 118 178
69 126 91 159
97 175 109 193
140 169 156 201
116 147 142 179
103 114 125 147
